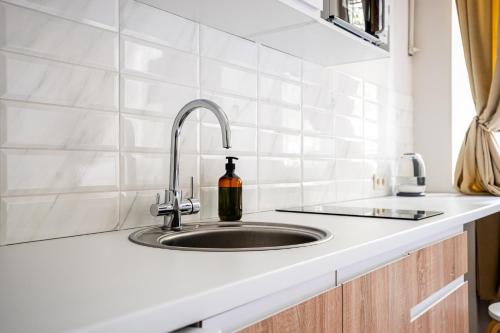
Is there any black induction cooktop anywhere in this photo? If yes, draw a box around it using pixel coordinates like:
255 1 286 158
276 205 443 220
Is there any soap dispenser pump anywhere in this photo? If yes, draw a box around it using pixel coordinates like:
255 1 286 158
218 156 242 221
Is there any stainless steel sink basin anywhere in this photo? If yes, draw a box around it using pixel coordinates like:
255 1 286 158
129 222 332 251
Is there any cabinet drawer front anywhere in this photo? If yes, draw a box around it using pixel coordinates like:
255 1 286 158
410 282 469 332
410 232 467 303
238 286 342 333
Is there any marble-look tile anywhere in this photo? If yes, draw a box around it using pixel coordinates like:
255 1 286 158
302 107 335 136
331 70 363 97
121 75 198 117
200 185 258 219
303 158 335 182
258 183 301 211
0 149 118 195
259 75 301 107
303 135 335 157
201 58 257 99
0 51 118 110
336 138 365 159
302 61 329 86
336 159 366 180
200 25 257 69
259 102 301 132
0 3 118 70
120 153 197 190
258 157 301 184
0 192 119 245
200 91 257 127
302 83 333 110
259 45 301 81
0 101 118 150
334 115 363 139
120 0 198 53
200 155 257 186
201 123 257 155
302 181 336 205
258 130 301 156
121 36 198 87
334 94 363 118
121 114 198 153
3 0 119 31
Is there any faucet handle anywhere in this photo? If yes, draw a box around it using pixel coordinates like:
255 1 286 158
155 192 160 204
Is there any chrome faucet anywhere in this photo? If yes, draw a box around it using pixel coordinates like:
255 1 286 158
150 99 231 230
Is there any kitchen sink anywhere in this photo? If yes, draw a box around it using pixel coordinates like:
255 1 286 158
129 222 332 251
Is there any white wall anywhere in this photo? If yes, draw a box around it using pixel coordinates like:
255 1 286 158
0 0 413 245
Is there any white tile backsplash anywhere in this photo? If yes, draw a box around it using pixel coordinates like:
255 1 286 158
0 0 413 244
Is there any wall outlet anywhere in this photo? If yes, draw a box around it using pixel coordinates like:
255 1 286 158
372 174 386 190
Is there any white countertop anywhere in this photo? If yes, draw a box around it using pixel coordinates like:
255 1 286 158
1 194 499 333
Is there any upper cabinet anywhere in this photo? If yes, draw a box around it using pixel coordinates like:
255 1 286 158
137 0 390 66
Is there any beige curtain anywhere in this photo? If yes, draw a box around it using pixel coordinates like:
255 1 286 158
454 0 500 195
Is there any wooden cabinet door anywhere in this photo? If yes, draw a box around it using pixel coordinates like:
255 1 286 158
342 255 417 333
410 282 469 332
237 286 342 333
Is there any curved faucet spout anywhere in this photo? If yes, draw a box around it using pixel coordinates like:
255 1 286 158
170 99 231 192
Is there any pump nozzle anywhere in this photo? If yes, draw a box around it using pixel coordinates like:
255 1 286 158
225 156 239 172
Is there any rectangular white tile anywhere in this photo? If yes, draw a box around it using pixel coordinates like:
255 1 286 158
0 101 118 150
200 25 257 69
364 81 387 104
259 45 301 81
200 185 258 219
303 158 335 182
0 51 118 110
259 75 300 107
303 135 335 157
201 123 257 155
302 84 333 110
0 149 118 195
336 159 365 180
364 101 380 121
302 61 329 86
3 0 118 31
120 0 198 53
200 91 257 127
0 192 119 245
331 70 363 97
336 138 364 159
121 36 198 87
334 94 363 118
259 130 301 156
364 121 379 140
258 157 301 184
201 58 257 98
303 107 335 136
121 75 198 117
302 181 336 205
121 114 198 153
334 115 363 138
120 153 197 190
0 3 118 70
259 102 301 132
258 183 301 211
200 155 257 187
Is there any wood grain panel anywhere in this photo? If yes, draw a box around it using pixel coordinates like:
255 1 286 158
410 282 469 333
342 255 417 333
410 232 468 303
237 286 342 333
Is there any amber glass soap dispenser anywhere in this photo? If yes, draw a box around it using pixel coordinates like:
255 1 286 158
218 156 242 221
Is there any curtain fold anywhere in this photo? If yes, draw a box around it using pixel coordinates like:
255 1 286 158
455 0 500 301
454 0 500 195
